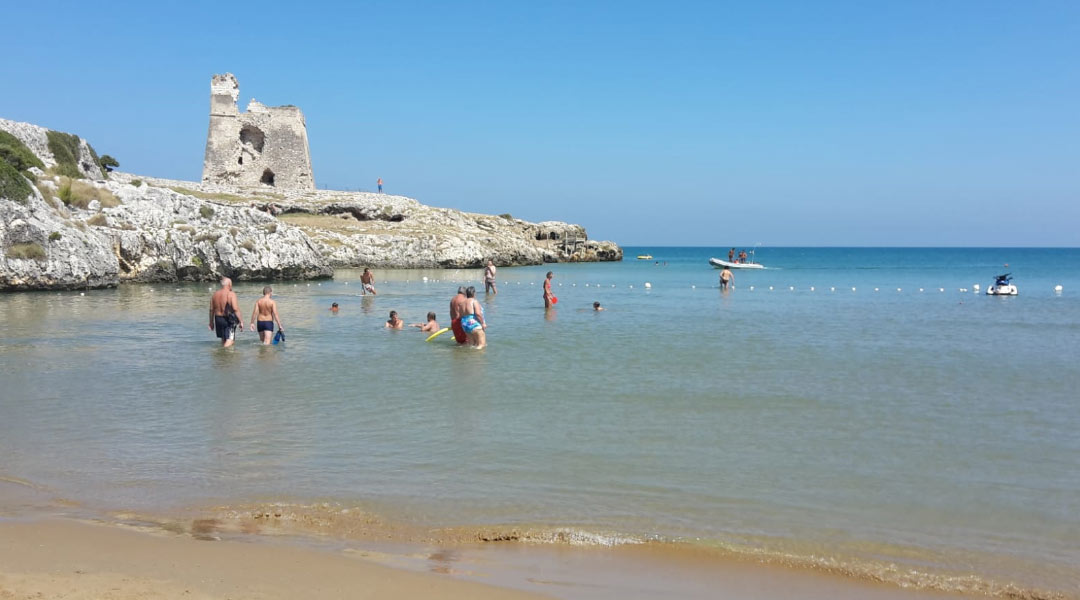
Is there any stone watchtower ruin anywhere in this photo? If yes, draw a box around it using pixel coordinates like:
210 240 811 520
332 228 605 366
202 73 315 190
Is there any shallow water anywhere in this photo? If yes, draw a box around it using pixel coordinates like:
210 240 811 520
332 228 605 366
1 248 1078 597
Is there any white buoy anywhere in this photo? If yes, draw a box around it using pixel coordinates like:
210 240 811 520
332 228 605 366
830 287 835 292
629 285 634 289
317 283 321 286
1055 285 1063 292
852 287 856 292
874 288 879 292
307 283 310 287
422 276 428 282
919 288 924 292
585 283 589 287
789 286 794 291
973 284 980 291
749 286 754 291
209 287 214 292
611 284 615 288
644 282 652 289
769 286 774 291
810 286 815 292
897 288 902 292
80 292 85 296
572 283 576 286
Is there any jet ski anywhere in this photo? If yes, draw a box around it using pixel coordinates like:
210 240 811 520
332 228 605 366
986 273 1018 296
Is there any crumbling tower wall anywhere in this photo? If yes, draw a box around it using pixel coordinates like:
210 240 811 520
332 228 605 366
202 73 315 190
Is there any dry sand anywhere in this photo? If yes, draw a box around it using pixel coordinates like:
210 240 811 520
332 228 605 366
0 519 546 600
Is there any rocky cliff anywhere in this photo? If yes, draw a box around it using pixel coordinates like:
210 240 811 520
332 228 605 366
1 119 621 291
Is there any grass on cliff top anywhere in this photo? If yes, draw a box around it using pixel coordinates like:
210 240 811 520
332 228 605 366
0 131 45 173
57 177 120 209
0 160 34 203
46 131 87 179
168 186 284 204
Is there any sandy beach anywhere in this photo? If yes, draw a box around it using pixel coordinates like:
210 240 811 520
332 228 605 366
0 516 983 600
0 518 546 600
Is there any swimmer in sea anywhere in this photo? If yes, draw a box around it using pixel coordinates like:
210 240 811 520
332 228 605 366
361 268 377 295
450 287 469 344
410 312 440 333
543 271 555 308
208 277 243 347
249 285 284 345
385 310 404 329
593 301 604 311
330 302 339 313
484 260 498 295
461 286 487 349
720 265 733 290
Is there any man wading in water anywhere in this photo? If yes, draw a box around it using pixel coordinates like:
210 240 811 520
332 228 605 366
209 277 243 347
449 287 469 344
249 286 284 345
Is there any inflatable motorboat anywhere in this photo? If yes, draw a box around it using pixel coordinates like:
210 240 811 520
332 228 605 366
986 273 1018 296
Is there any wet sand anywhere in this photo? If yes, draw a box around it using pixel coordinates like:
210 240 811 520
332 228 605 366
0 518 546 600
0 517 977 600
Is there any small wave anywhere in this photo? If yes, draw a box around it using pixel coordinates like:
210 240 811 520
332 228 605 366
108 501 1073 600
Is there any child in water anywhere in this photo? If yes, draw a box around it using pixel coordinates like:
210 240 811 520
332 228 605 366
410 312 440 333
385 310 404 329
593 302 605 311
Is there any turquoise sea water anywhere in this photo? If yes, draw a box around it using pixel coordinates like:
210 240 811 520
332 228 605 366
1 247 1078 597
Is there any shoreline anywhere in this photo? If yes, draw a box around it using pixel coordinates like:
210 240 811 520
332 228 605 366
0 476 1068 600
0 516 980 600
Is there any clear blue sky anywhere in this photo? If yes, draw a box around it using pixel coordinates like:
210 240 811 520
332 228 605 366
2 1 1077 246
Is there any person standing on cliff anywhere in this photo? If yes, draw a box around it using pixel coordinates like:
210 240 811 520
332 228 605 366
377 178 383 193
484 260 498 295
361 268 377 295
209 277 243 347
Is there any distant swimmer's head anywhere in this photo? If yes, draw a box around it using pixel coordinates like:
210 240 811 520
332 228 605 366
220 277 233 289
263 285 272 296
427 311 436 321
466 286 476 298
593 301 602 310
457 286 466 295
331 302 339 312
389 310 398 319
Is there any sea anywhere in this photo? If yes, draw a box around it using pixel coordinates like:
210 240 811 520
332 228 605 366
1 247 1078 599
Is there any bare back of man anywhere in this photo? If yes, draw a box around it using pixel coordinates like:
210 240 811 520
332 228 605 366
250 286 283 345
209 278 243 347
449 288 469 344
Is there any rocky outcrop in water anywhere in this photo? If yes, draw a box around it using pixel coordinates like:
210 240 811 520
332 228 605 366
1 118 621 291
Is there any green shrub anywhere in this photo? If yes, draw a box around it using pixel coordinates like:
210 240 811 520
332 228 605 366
199 205 215 219
0 160 33 203
499 213 514 220
48 232 62 241
46 131 84 178
5 243 46 261
191 256 204 267
99 154 119 172
130 179 143 187
0 131 45 173
86 214 108 227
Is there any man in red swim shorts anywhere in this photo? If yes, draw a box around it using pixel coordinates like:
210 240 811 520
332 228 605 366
449 287 469 344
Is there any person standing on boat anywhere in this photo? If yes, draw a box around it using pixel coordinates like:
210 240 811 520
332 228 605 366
728 248 735 263
720 266 734 291
738 250 748 264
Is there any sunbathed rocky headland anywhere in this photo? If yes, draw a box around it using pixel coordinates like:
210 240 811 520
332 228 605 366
0 111 621 291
